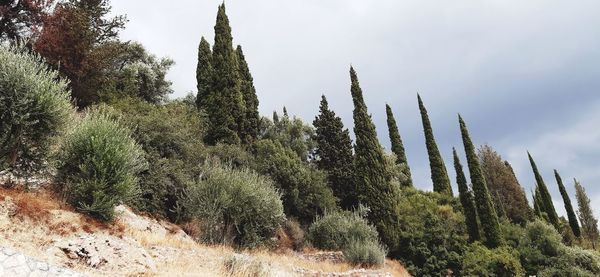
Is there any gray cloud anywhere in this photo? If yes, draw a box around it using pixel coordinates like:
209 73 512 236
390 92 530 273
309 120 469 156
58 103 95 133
111 0 600 215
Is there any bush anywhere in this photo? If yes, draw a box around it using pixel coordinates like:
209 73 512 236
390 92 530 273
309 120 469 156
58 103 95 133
537 246 600 277
56 106 146 221
343 239 387 267
283 219 305 250
517 220 563 275
308 208 379 251
0 45 73 173
253 139 337 224
223 254 269 277
461 243 524 277
185 163 285 248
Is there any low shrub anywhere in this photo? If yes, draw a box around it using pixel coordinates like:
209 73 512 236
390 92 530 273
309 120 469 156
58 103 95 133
0 44 73 173
56 106 146 221
517 220 563 275
343 238 387 267
283 219 305 250
185 163 285 248
308 208 378 251
461 242 524 277
223 254 269 277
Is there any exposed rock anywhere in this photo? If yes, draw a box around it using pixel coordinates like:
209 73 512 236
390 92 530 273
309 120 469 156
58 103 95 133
0 246 84 277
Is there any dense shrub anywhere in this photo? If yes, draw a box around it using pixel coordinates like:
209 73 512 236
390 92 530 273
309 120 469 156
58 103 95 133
392 188 468 277
185 163 285 248
499 218 526 248
0 45 73 173
56 106 146 221
461 243 524 277
253 139 337 224
308 208 379 251
343 238 386 267
517 220 563 274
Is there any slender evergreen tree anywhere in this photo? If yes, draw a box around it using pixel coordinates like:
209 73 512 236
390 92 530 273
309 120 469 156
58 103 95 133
196 37 213 110
453 147 480 242
528 152 559 228
459 115 503 248
313 95 356 209
350 66 400 249
533 188 543 219
236 45 259 144
205 3 243 145
575 179 599 249
555 170 581 237
418 94 452 195
385 104 412 187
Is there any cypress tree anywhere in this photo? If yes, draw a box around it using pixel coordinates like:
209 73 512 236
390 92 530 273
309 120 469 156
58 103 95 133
459 115 503 248
205 3 243 145
236 45 259 144
575 179 599 249
196 37 213 110
532 188 543 219
313 95 356 209
555 170 581 237
272 111 279 123
350 66 400 249
385 104 413 187
453 147 480 242
528 152 559 228
418 94 452 195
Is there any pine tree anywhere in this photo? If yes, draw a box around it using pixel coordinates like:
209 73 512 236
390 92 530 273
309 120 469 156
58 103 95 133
453 147 480 242
459 115 503 248
196 37 213 110
418 94 452 195
205 3 243 145
313 95 356 209
350 66 400 250
236 45 259 144
385 104 412 187
555 170 581 237
528 152 559 228
575 180 599 249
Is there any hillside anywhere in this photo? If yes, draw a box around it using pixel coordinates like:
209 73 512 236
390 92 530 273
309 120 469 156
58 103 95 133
0 181 409 277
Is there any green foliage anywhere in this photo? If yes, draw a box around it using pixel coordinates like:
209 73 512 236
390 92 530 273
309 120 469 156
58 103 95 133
453 148 480 242
418 94 452 196
253 139 337 224
185 163 285 248
385 104 412 187
308 208 379 251
499 218 526 249
0 45 73 173
459 115 503 248
575 180 599 249
260 112 316 162
392 188 468 277
555 170 581 238
313 95 356 209
343 239 387 267
528 152 560 228
196 37 213 110
56 106 146 221
461 243 524 277
236 45 260 144
479 145 531 224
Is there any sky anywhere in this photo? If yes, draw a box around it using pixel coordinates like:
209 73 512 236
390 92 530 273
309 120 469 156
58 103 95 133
111 0 600 216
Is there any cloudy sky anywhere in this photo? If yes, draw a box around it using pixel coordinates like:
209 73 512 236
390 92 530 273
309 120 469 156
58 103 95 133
111 0 600 215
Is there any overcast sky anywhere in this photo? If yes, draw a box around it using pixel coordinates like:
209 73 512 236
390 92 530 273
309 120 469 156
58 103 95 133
111 0 600 216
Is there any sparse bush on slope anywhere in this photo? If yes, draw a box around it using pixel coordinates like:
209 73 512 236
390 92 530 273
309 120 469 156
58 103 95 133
185 163 285 248
56 105 146 221
461 242 524 277
0 44 73 174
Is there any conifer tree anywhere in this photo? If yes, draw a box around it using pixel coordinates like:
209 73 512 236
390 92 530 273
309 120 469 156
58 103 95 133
349 67 400 249
272 111 279 123
532 188 543 219
196 37 213 110
313 95 356 209
528 152 559 228
459 115 503 248
205 3 243 145
575 180 599 249
555 170 581 237
418 95 452 195
453 147 480 242
236 45 259 144
385 104 413 187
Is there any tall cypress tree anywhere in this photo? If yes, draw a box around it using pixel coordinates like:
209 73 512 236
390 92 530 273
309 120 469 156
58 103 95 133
236 45 259 144
205 3 243 145
528 152 559 228
196 37 213 110
453 147 480 242
533 187 545 220
385 104 412 187
575 180 599 249
350 66 400 249
418 94 452 195
555 170 581 237
459 115 503 248
313 95 356 209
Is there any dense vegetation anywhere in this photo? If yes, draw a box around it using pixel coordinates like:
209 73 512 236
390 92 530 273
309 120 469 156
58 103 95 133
1 0 599 275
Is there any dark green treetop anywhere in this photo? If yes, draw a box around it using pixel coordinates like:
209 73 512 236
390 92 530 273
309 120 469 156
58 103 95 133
385 104 412 187
196 37 213 110
528 152 559 228
453 147 480 242
555 170 581 237
236 45 259 144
